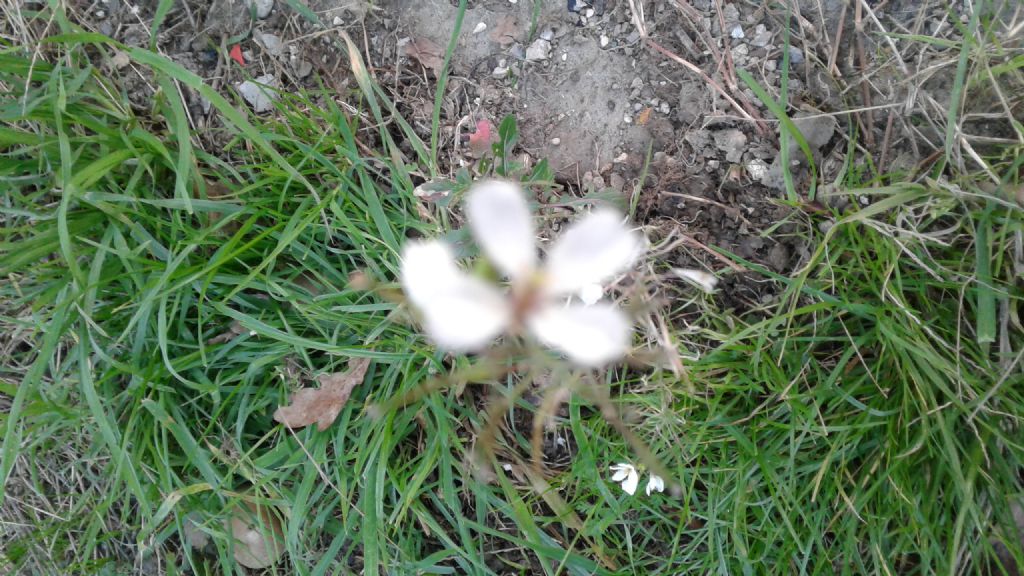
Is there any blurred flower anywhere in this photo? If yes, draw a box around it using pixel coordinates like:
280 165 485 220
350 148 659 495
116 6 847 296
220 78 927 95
646 474 665 496
401 180 643 366
610 463 639 495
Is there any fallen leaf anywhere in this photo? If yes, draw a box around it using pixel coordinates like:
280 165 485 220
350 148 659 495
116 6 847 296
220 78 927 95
228 501 284 569
467 120 494 157
489 15 519 46
273 357 371 431
207 320 247 344
636 107 652 126
229 44 245 66
404 38 445 75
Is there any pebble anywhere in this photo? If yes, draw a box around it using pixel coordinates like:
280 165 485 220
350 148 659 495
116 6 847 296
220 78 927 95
713 128 747 163
540 28 554 42
730 25 744 39
551 137 561 145
630 77 643 90
255 32 284 57
525 39 551 61
623 114 632 124
238 74 278 113
600 34 610 48
751 24 772 47
473 22 487 34
293 59 313 78
659 101 670 114
746 158 769 181
788 46 804 64
248 0 273 19
561 53 567 61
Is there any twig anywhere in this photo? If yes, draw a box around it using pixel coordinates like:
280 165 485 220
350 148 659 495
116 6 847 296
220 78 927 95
826 0 847 78
854 0 876 149
878 108 896 174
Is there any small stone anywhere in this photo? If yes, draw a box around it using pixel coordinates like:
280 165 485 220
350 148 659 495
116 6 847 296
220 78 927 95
294 59 313 78
332 16 343 26
623 114 632 124
248 0 273 19
551 137 561 145
109 51 131 69
509 44 526 60
584 8 595 18
752 32 771 47
540 28 554 41
630 77 643 90
473 22 487 34
732 44 749 57
525 38 551 61
765 59 777 72
746 158 769 181
95 9 106 18
238 74 279 113
255 32 284 57
730 25 744 39
659 101 670 114
600 34 610 47
633 102 643 111
561 53 567 61
713 128 747 163
614 152 629 163
788 46 804 64
509 0 517 3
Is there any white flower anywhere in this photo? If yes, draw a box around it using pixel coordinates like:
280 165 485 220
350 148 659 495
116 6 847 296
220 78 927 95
672 268 718 293
610 463 639 495
610 463 665 497
646 474 665 496
401 180 643 366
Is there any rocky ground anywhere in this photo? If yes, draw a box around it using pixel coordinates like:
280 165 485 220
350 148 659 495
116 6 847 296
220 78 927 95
70 0 985 316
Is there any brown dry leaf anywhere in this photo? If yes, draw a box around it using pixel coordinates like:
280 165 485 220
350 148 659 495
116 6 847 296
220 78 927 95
207 320 247 345
490 15 519 46
273 357 371 431
228 501 285 569
404 38 445 75
636 107 652 126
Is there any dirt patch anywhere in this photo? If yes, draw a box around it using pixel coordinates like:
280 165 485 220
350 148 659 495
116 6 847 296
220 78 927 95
65 0 1014 304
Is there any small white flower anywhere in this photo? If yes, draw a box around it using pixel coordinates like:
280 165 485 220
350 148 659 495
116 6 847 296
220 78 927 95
672 268 719 293
401 180 643 366
609 463 639 495
646 474 665 496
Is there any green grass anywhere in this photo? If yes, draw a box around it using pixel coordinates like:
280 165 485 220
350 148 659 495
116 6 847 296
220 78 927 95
2 9 1023 576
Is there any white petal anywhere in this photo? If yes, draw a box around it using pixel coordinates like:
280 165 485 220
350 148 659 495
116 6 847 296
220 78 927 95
672 268 719 293
621 468 639 495
544 208 642 295
527 303 631 366
401 240 463 307
579 283 603 305
610 463 634 482
646 474 665 496
401 240 510 351
466 180 536 279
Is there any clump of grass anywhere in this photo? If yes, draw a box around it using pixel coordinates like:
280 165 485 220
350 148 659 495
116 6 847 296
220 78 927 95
1 5 1023 576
